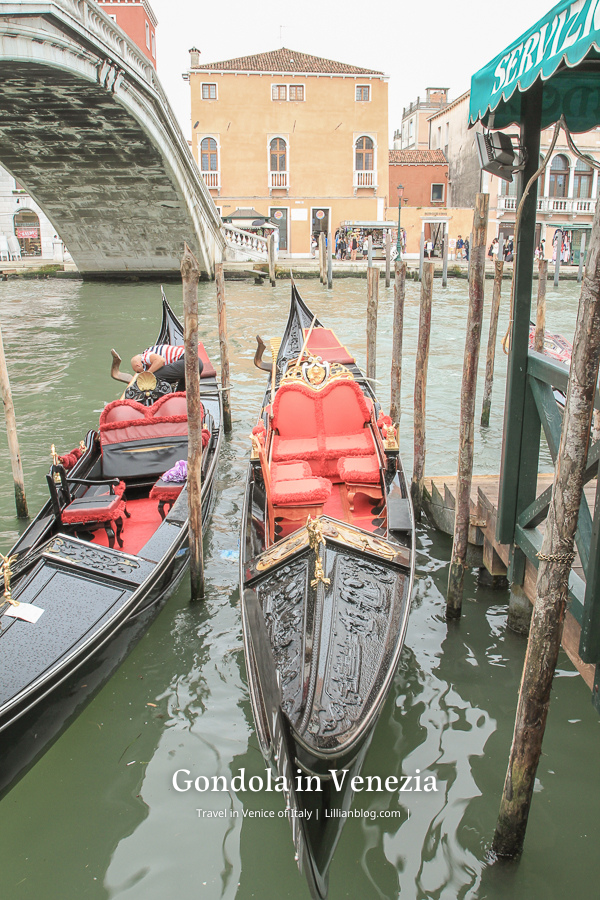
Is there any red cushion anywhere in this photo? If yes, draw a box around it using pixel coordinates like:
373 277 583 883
320 381 371 435
324 433 374 457
338 455 380 483
198 342 217 378
272 477 331 506
154 394 189 417
305 328 355 365
272 436 321 461
62 481 126 523
272 382 319 439
150 481 185 501
272 461 312 481
104 403 147 424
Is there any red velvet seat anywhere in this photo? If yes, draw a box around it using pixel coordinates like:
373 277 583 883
271 477 331 506
100 393 192 479
337 455 380 483
272 460 312 481
337 454 382 513
271 378 374 467
149 477 185 520
60 479 128 548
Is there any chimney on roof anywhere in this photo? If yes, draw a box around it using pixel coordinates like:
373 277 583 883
189 47 200 68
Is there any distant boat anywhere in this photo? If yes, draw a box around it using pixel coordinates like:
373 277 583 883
240 284 415 898
529 324 572 365
0 292 222 798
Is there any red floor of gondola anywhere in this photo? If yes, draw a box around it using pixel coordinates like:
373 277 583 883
274 483 383 540
91 497 163 556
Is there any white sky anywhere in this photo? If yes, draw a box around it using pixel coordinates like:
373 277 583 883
149 0 553 142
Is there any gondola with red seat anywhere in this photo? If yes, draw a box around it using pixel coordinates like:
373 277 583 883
240 284 415 899
0 291 222 800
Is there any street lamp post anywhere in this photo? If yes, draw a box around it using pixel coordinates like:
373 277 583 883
396 184 404 258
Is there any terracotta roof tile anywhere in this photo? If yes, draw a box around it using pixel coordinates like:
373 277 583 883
389 149 447 164
195 47 383 76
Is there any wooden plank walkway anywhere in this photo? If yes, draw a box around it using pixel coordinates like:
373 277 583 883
423 474 596 689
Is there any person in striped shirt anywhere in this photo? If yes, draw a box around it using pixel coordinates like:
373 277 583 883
131 343 203 384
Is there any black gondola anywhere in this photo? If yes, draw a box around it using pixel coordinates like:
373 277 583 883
0 291 222 798
240 285 415 898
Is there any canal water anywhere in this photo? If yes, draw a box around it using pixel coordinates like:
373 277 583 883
0 275 597 900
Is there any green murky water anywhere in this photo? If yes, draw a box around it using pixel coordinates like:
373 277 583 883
0 276 597 900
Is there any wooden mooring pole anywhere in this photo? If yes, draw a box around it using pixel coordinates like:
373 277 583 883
327 229 333 289
181 243 204 601
419 233 425 281
411 260 434 519
442 233 448 288
385 230 391 288
0 323 28 518
492 200 600 859
446 193 489 617
215 261 233 434
366 265 379 382
481 257 503 427
534 258 547 353
268 233 276 286
578 232 586 284
390 260 406 423
319 233 326 284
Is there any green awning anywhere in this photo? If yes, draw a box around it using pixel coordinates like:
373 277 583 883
470 0 600 131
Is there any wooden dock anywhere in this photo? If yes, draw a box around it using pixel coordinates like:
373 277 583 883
423 474 596 689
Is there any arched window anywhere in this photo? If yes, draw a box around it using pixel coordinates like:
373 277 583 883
574 158 593 199
270 138 287 172
355 136 374 171
501 178 517 197
549 154 569 197
14 208 41 255
200 137 218 172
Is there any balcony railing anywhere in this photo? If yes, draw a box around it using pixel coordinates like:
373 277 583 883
497 196 597 216
201 171 220 190
270 171 288 189
354 170 376 189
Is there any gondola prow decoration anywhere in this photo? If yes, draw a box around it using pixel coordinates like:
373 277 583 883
0 552 19 606
306 516 330 588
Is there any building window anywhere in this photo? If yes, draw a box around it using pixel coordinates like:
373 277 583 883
355 135 374 171
145 21 150 49
201 137 218 171
289 84 304 101
202 83 217 100
272 84 287 101
431 184 444 202
408 118 414 143
549 154 569 197
151 32 156 59
270 137 287 172
200 137 219 189
574 158 593 199
269 138 288 188
356 85 370 102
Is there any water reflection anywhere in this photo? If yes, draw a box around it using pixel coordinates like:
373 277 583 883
0 277 596 900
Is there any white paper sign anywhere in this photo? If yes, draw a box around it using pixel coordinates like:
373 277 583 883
4 602 44 623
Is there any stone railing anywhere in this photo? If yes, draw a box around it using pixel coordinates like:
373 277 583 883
270 171 288 190
354 170 376 188
201 171 220 190
222 223 268 260
497 195 597 216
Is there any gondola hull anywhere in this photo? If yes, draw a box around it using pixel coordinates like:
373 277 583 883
0 295 222 798
240 285 414 897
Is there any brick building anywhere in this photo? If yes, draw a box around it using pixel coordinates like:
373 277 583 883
98 0 157 68
388 148 448 208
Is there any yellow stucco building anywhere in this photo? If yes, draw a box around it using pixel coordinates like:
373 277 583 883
187 47 389 256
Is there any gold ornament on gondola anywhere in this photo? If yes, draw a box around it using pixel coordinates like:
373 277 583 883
137 371 157 393
0 552 19 606
50 444 62 483
306 516 330 587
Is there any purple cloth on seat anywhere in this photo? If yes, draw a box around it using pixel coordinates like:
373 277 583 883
162 459 187 483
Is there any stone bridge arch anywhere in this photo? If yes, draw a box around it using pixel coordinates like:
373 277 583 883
0 0 224 277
